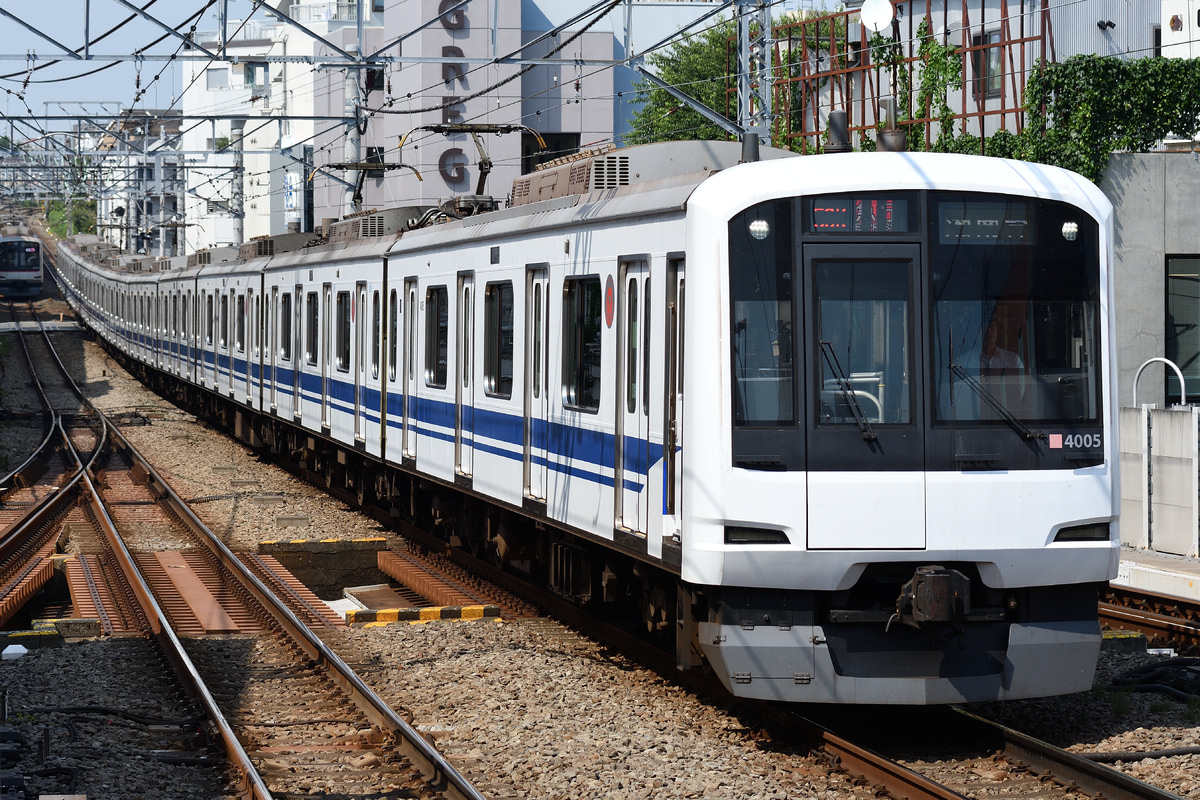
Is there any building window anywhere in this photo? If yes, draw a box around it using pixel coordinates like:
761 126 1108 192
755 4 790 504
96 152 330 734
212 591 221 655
971 31 1002 98
484 282 514 398
563 277 603 412
425 286 448 388
1167 256 1200 402
366 146 385 179
245 62 267 89
206 68 229 89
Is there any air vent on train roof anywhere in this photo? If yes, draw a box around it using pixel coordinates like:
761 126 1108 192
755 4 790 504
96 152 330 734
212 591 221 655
591 155 630 189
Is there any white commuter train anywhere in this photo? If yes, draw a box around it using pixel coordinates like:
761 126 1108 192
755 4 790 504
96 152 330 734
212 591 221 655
53 140 1119 704
0 214 44 298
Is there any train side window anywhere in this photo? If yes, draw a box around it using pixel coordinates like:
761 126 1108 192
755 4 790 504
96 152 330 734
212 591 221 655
220 295 228 348
335 290 351 372
425 286 449 388
372 290 381 379
563 277 602 412
305 291 319 366
280 293 293 361
388 289 399 381
484 281 514 398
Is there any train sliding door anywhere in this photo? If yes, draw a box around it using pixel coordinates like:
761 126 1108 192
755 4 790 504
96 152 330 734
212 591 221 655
456 273 475 478
616 260 650 537
402 278 419 463
665 259 684 542
802 243 925 549
355 281 368 444
321 284 332 431
524 266 549 502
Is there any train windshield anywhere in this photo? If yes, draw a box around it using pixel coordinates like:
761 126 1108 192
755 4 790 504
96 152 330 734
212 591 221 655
729 190 1102 471
930 195 1100 424
0 240 40 270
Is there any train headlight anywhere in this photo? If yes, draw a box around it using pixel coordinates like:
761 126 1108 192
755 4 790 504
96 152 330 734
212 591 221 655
1053 522 1109 542
724 526 790 545
748 219 770 240
1061 221 1078 241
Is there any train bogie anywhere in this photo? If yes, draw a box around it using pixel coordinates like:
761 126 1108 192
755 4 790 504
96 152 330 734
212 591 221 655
53 141 1119 705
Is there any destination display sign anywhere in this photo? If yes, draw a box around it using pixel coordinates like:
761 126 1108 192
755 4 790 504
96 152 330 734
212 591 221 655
938 201 1031 245
805 194 913 234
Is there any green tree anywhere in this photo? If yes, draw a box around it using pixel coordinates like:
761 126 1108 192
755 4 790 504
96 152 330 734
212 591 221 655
626 23 737 145
44 199 97 238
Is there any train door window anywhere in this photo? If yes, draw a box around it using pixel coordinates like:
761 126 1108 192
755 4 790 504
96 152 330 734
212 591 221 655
643 282 652 415
484 281 514 398
372 290 381 379
220 294 229 348
407 287 416 381
424 286 448 388
460 285 471 390
335 290 351 372
813 257 912 425
280 292 293 361
254 294 262 359
625 278 639 413
532 282 542 399
388 289 399 381
180 296 187 339
305 291 319 365
236 294 246 353
563 277 602 412
294 287 303 366
205 294 214 345
172 295 179 338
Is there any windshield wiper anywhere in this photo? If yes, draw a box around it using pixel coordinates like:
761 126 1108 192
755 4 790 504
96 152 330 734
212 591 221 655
950 364 1046 441
819 341 877 442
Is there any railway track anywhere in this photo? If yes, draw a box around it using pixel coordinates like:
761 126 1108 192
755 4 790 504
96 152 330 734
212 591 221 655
0 299 487 799
1102 583 1200 653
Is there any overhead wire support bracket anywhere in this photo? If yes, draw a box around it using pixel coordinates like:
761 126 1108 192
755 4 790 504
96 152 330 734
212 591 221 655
0 9 82 60
633 66 744 139
109 0 222 60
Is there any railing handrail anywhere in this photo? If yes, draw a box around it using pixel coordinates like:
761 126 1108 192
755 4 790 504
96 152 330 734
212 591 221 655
1133 357 1187 407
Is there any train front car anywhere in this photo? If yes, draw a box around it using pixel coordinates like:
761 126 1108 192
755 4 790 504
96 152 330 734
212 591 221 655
0 227 43 298
683 152 1117 704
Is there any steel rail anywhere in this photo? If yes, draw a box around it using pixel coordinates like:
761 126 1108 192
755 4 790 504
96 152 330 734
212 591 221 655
101 421 488 800
816 727 970 800
0 302 106 556
0 300 59 494
79 437 273 800
15 308 270 798
951 706 1183 800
